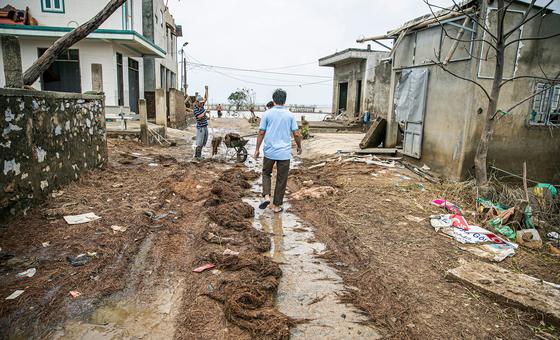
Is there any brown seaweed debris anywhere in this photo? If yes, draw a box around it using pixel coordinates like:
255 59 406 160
223 283 294 340
246 228 272 252
204 180 243 206
207 202 254 231
203 252 296 340
206 252 281 279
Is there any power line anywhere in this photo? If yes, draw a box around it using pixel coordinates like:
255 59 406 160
257 61 317 71
186 61 331 79
190 67 332 87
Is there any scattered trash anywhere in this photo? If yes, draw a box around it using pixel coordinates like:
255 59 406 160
548 232 560 240
63 212 101 225
110 225 128 233
495 225 516 240
16 268 36 278
405 215 424 223
5 290 24 300
111 183 124 188
41 242 50 247
290 186 336 200
460 244 516 262
398 175 412 180
515 229 543 249
548 244 560 256
148 163 159 167
211 269 222 275
370 160 397 168
430 215 512 245
421 164 431 171
69 291 81 298
66 254 93 267
533 183 558 198
223 248 239 256
417 183 426 191
51 190 64 198
308 162 326 170
193 263 216 273
431 199 462 215
302 180 314 187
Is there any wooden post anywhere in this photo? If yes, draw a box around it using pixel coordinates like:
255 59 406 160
139 99 148 145
511 199 528 230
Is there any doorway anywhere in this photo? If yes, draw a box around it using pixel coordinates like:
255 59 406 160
128 58 140 114
355 80 362 116
338 82 348 114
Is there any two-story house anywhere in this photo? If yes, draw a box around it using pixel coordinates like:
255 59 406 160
0 0 180 116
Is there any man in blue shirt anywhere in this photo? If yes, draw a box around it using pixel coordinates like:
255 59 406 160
254 89 302 213
193 86 209 160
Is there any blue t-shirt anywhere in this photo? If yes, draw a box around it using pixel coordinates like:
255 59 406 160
259 106 299 160
193 106 208 128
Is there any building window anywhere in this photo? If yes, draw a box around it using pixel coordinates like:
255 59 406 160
38 48 80 93
529 82 560 126
41 0 65 13
116 53 124 106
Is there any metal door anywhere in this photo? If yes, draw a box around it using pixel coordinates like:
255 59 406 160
394 68 429 159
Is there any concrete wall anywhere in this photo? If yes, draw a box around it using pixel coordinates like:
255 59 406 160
331 60 366 116
0 88 107 220
388 0 560 182
168 88 187 129
7 0 141 32
465 2 560 182
366 59 392 119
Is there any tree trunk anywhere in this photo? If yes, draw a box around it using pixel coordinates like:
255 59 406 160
23 0 127 86
474 0 506 187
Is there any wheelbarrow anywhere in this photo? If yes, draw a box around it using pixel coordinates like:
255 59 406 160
223 133 249 163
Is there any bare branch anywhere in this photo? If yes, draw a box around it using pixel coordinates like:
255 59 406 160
423 0 499 53
504 31 560 48
493 71 560 119
431 60 491 100
425 0 498 41
499 74 560 88
504 0 553 38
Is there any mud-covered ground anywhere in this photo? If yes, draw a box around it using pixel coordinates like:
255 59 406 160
0 139 291 339
2 133 559 339
288 160 560 339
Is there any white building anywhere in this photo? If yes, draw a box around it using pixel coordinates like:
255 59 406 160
0 0 180 115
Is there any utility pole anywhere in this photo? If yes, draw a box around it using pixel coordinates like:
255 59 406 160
181 41 188 93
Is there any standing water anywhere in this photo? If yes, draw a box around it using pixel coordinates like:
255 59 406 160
245 183 381 339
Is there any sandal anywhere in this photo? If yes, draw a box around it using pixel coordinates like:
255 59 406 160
258 200 270 209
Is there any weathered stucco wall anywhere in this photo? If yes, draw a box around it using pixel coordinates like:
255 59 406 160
169 89 187 129
388 1 560 182
367 59 392 119
0 89 107 220
332 60 365 116
461 2 560 182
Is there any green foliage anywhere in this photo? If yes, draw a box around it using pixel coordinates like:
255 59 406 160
227 88 255 110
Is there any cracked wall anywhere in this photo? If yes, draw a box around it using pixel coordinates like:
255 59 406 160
0 88 107 221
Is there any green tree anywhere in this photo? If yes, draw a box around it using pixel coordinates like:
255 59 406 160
227 88 255 110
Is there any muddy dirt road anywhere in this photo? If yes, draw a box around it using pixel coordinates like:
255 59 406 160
288 160 560 339
1 127 559 339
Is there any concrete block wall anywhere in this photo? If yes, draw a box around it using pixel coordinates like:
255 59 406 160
169 89 187 129
0 88 107 221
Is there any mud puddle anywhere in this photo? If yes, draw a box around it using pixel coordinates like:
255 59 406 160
246 186 381 339
50 236 184 340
